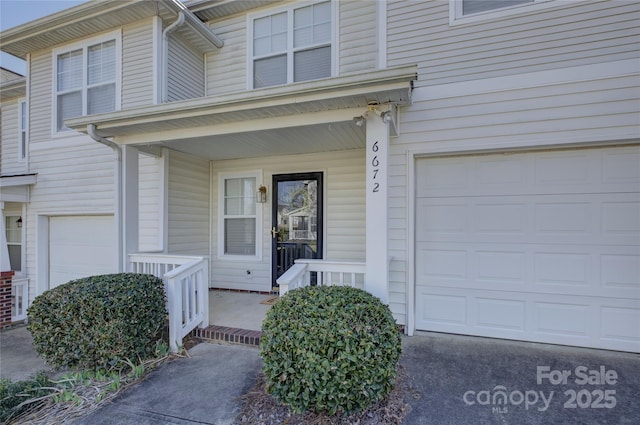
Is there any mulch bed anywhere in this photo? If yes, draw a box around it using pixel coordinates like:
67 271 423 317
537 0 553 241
233 365 412 425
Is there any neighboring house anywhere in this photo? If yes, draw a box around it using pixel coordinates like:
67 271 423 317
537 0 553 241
0 0 638 352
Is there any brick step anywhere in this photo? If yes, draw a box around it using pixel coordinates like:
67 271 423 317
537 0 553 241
194 325 262 347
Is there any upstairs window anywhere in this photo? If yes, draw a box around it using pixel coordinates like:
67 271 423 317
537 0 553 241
250 1 333 89
54 31 120 132
451 0 555 24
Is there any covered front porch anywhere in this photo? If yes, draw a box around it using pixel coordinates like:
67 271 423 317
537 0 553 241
130 253 365 351
67 66 416 352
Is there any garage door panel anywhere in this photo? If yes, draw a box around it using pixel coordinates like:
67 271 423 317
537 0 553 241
418 241 637 299
416 286 639 351
419 194 636 246
415 146 640 352
49 216 118 288
416 146 640 198
600 306 640 346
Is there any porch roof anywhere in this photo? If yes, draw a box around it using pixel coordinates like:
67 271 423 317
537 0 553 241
0 174 37 203
66 65 416 159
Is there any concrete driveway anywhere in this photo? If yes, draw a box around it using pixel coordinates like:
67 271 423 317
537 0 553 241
2 326 638 424
401 332 640 425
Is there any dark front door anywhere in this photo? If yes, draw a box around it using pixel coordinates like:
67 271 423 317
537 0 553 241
272 172 323 289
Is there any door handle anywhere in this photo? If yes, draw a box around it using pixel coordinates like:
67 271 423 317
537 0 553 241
271 227 278 238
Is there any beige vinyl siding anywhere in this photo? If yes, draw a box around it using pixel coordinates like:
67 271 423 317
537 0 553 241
0 98 24 175
139 153 163 252
28 50 52 143
167 33 205 102
167 150 209 255
122 19 155 109
24 137 116 296
209 149 365 292
388 61 640 330
387 0 640 87
206 15 247 96
338 0 378 74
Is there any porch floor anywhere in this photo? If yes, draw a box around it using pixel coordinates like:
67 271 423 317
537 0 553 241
208 290 273 331
195 290 275 346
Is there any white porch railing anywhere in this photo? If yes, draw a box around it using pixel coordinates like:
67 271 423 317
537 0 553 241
276 259 366 296
12 278 28 322
129 253 209 353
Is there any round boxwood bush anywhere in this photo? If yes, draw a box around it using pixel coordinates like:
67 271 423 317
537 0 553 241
27 273 166 372
260 285 401 415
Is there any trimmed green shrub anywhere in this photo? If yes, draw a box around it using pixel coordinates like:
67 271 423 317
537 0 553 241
0 372 54 423
260 285 401 415
27 273 166 372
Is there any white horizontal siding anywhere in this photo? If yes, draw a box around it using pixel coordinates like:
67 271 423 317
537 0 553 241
206 15 247 96
122 19 155 109
139 153 163 251
0 98 24 175
209 149 365 292
28 50 52 143
387 0 640 87
167 33 205 102
339 0 378 74
167 150 209 255
23 136 117 301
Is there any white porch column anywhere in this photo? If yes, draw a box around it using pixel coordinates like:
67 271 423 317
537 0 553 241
0 203 11 271
364 110 390 304
122 145 139 270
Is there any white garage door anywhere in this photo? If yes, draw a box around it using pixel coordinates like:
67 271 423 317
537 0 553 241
49 215 118 288
415 146 640 352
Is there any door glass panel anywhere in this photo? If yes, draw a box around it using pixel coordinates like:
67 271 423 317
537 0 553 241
273 174 322 286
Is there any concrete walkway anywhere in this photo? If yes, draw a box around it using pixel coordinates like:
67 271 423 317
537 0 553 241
2 325 639 424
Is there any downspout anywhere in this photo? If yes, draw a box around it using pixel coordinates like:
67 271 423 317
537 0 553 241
162 12 185 103
87 124 124 272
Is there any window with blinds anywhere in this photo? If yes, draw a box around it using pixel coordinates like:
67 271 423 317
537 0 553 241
220 173 262 258
54 32 119 132
251 1 332 89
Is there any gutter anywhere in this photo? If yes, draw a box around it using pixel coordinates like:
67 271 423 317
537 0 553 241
87 124 124 272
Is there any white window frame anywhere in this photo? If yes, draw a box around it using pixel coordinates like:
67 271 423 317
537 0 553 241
5 215 23 274
247 0 337 90
52 30 122 135
18 99 27 161
449 0 569 26
218 171 263 261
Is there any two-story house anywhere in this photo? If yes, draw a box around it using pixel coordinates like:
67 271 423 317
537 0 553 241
1 0 638 353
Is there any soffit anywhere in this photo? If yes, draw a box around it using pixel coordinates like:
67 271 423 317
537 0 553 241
185 0 283 21
158 120 365 161
0 0 221 59
0 79 26 99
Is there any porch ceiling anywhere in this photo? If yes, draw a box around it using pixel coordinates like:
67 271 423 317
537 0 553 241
67 65 416 159
158 120 365 160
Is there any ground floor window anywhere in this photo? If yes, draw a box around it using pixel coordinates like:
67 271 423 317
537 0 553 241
5 215 22 272
219 171 262 259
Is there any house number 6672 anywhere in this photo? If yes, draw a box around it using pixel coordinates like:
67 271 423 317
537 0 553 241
372 141 380 193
